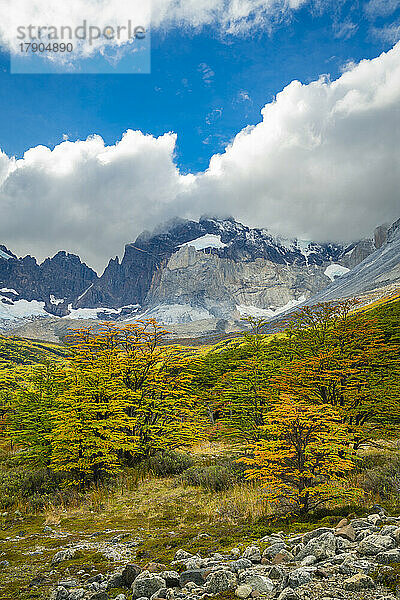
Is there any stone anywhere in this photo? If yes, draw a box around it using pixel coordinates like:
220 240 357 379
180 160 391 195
358 534 396 555
285 567 313 589
114 596 127 600
242 546 261 563
271 550 294 564
51 548 76 564
107 573 125 590
239 573 274 594
302 528 332 544
334 525 356 542
174 550 193 561
277 589 300 600
160 571 180 587
49 588 69 600
263 565 284 580
231 559 253 572
205 570 237 594
262 542 287 559
90 593 109 600
179 569 206 587
296 532 336 562
343 573 376 591
122 564 142 586
230 548 241 559
300 555 316 566
68 590 86 600
367 513 383 526
131 572 166 599
339 558 373 575
235 584 252 598
374 565 397 585
375 549 400 564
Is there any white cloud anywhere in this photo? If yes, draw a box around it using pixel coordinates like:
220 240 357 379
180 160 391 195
0 43 399 272
0 0 312 59
365 0 400 18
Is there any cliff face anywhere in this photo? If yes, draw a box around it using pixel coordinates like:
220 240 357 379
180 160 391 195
2 216 390 331
144 244 333 319
306 218 400 303
0 248 97 316
74 217 360 313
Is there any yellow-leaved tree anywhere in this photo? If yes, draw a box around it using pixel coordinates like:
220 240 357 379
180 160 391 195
244 396 362 514
49 320 204 485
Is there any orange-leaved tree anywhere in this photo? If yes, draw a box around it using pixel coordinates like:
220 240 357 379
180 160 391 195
244 395 362 514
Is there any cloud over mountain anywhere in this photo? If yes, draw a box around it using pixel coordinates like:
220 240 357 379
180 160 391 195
0 42 399 272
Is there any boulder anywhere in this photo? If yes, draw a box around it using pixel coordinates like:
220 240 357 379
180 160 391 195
159 571 180 587
242 546 261 563
358 534 396 555
49 588 69 600
285 567 313 589
235 584 252 598
302 528 332 544
131 572 166 599
51 549 76 565
239 573 274 594
296 532 336 562
375 549 400 564
179 569 206 587
334 524 356 542
205 570 237 593
339 558 373 575
122 564 142 587
262 543 287 559
343 573 376 591
107 573 125 590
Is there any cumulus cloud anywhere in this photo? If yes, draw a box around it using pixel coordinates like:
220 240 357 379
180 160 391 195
0 43 399 272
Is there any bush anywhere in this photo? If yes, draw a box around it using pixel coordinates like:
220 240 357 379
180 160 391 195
140 450 195 477
358 452 400 505
0 464 68 510
178 464 241 491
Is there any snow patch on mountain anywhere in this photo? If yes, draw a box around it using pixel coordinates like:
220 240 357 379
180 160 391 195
0 248 13 261
128 303 213 324
180 234 227 251
237 296 306 319
0 297 47 321
324 264 351 282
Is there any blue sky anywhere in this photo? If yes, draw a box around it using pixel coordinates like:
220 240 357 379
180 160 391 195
0 1 399 173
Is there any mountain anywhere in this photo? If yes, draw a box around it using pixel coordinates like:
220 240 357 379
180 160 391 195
303 217 400 304
72 217 370 319
0 249 97 324
2 215 396 340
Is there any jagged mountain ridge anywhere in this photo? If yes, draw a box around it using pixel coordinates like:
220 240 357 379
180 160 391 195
74 217 370 312
0 216 380 331
0 249 97 317
303 217 400 303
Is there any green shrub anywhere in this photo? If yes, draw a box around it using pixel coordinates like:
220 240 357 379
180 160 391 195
358 453 400 506
178 464 241 491
140 450 195 477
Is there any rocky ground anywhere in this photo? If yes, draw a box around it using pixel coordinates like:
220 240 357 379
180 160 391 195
44 510 400 600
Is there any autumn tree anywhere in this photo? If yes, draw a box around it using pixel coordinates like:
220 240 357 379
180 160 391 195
274 301 400 447
244 396 362 514
49 320 204 484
